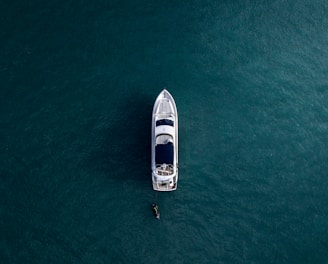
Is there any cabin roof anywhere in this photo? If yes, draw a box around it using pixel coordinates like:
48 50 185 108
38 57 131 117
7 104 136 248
155 142 173 164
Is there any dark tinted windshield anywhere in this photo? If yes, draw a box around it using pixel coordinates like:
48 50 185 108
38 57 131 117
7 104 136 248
156 119 174 127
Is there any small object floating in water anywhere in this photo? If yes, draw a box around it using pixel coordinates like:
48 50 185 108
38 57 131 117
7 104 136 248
152 203 160 219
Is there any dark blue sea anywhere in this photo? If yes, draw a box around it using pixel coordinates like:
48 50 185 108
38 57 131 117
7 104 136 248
1 0 328 263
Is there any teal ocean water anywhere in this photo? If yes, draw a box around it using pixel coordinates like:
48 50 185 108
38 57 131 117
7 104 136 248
1 0 328 263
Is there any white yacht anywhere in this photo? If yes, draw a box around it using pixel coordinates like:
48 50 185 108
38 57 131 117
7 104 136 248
151 89 178 191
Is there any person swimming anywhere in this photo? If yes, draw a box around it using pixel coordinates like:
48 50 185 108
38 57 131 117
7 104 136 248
152 204 160 219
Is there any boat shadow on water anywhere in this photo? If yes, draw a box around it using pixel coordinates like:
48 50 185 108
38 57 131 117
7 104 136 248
85 93 153 186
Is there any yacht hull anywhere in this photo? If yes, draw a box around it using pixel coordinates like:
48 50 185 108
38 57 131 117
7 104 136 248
151 89 178 191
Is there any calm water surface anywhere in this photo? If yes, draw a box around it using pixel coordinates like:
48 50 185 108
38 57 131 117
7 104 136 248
1 0 328 263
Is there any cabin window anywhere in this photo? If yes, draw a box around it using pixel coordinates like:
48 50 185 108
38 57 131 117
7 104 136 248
156 119 174 127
